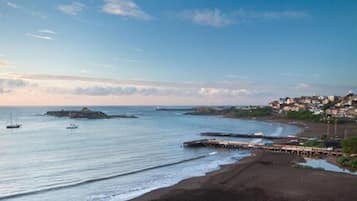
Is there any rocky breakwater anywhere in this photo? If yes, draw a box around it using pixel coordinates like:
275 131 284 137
46 107 138 119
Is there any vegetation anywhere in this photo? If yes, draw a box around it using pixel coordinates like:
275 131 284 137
337 156 357 169
341 137 357 154
303 140 324 148
286 111 321 122
232 107 272 118
291 163 324 170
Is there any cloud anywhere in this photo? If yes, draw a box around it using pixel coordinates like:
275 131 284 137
2 73 356 105
198 88 252 96
3 1 47 19
14 73 198 88
72 85 200 97
26 33 53 40
178 8 309 27
6 73 255 98
25 29 56 40
38 29 56 34
57 2 85 15
178 9 232 27
7 2 18 9
0 78 28 93
102 0 153 20
233 9 309 21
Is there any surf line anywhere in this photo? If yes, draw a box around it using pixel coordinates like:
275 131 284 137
0 155 208 200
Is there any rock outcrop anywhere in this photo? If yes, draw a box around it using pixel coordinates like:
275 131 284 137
46 107 137 119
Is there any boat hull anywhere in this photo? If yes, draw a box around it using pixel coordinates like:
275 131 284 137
6 125 21 129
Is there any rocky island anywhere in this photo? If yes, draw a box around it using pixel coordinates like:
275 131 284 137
46 107 138 119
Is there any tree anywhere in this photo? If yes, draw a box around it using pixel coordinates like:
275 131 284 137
341 137 357 154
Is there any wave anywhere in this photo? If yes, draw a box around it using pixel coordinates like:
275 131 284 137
108 151 251 201
209 151 217 155
0 155 208 200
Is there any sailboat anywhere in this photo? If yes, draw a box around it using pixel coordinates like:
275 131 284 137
6 113 21 129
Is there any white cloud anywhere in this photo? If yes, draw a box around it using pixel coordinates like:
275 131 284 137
2 73 356 105
7 73 255 98
178 9 232 27
57 2 85 16
7 2 18 9
26 33 53 40
198 88 252 96
178 8 309 27
25 29 56 40
38 29 56 34
102 0 153 20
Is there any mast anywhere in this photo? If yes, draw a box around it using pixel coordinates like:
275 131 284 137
10 113 13 125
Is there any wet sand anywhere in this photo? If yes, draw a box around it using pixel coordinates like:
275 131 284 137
131 151 357 201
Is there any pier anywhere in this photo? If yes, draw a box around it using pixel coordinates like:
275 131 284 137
201 132 299 140
184 139 343 157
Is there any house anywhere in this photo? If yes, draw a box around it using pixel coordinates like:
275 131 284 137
269 101 280 110
328 96 336 102
285 97 294 104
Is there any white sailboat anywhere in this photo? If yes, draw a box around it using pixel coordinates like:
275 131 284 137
6 113 21 129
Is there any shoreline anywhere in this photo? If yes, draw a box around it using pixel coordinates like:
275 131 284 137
130 116 357 201
131 151 357 201
231 116 357 139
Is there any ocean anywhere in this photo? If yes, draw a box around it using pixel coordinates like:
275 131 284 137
0 106 301 201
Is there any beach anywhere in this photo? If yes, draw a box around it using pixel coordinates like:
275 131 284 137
132 151 357 201
230 116 357 139
131 117 357 201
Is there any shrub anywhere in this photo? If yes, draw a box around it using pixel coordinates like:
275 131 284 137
337 156 357 169
304 140 324 147
341 137 357 154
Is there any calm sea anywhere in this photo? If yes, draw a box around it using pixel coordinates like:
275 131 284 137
0 106 300 201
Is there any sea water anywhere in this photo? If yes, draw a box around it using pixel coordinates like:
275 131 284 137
0 106 301 201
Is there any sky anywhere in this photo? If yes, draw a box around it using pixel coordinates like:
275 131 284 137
0 0 356 106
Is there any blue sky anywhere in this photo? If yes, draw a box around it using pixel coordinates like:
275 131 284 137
0 0 356 105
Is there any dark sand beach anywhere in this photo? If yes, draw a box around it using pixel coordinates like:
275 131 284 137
132 118 357 201
132 151 357 201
